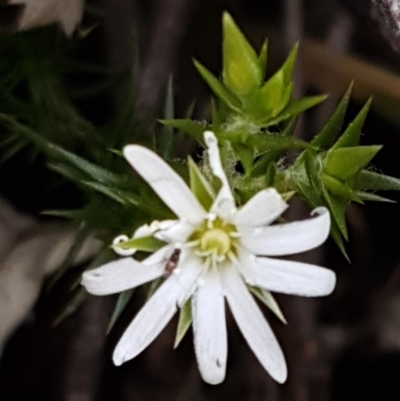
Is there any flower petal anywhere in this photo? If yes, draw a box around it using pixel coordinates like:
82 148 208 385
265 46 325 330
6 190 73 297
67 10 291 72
154 220 195 243
231 188 288 227
238 250 336 296
123 145 206 223
240 207 330 256
204 131 236 218
81 246 171 295
113 255 202 365
222 267 287 383
192 269 227 385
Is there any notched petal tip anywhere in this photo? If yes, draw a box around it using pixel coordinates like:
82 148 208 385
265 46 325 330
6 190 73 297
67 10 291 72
112 349 126 366
200 365 226 385
273 363 288 384
321 269 336 296
204 130 218 146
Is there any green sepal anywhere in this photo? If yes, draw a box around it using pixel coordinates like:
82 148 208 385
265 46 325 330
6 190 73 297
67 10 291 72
333 97 372 149
322 174 362 203
258 40 268 80
265 162 278 186
114 235 166 252
324 145 382 180
107 289 134 334
188 156 215 210
232 143 254 175
222 12 262 97
354 170 400 191
355 191 395 203
193 59 242 112
160 119 208 145
250 286 287 324
174 299 192 348
311 83 353 149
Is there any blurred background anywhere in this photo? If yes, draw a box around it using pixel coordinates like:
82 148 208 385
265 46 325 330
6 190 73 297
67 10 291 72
1 0 400 400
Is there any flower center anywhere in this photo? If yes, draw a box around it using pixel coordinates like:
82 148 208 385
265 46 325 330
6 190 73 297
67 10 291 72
188 217 239 266
200 228 231 257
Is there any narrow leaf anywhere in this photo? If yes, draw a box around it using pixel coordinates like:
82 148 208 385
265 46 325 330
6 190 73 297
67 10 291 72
258 40 268 80
354 170 400 191
193 60 242 111
160 119 208 145
355 191 395 203
333 98 372 149
311 82 353 148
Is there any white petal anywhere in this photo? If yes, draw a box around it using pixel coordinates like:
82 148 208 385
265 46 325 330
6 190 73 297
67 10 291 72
113 255 202 365
240 207 330 256
123 145 206 224
81 246 172 295
204 131 236 218
192 269 227 385
154 220 195 243
238 250 336 297
222 267 287 383
231 188 288 227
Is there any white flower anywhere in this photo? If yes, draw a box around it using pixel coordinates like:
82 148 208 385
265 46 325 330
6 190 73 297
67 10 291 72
82 131 335 385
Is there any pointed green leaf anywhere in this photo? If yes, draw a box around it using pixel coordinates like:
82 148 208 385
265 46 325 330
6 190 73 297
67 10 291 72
322 174 362 202
333 98 372 149
355 191 395 203
246 70 285 120
193 60 242 111
311 83 353 149
322 189 348 240
52 287 87 327
258 40 268 80
159 76 175 159
279 95 327 120
354 170 400 191
114 235 166 252
325 146 382 180
281 43 299 83
160 119 208 145
49 144 130 188
216 130 310 152
247 133 310 153
211 98 222 132
330 223 350 261
107 289 134 333
188 156 215 210
174 299 192 348
41 209 81 219
265 162 278 186
222 12 262 97
250 287 287 324
81 181 128 204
